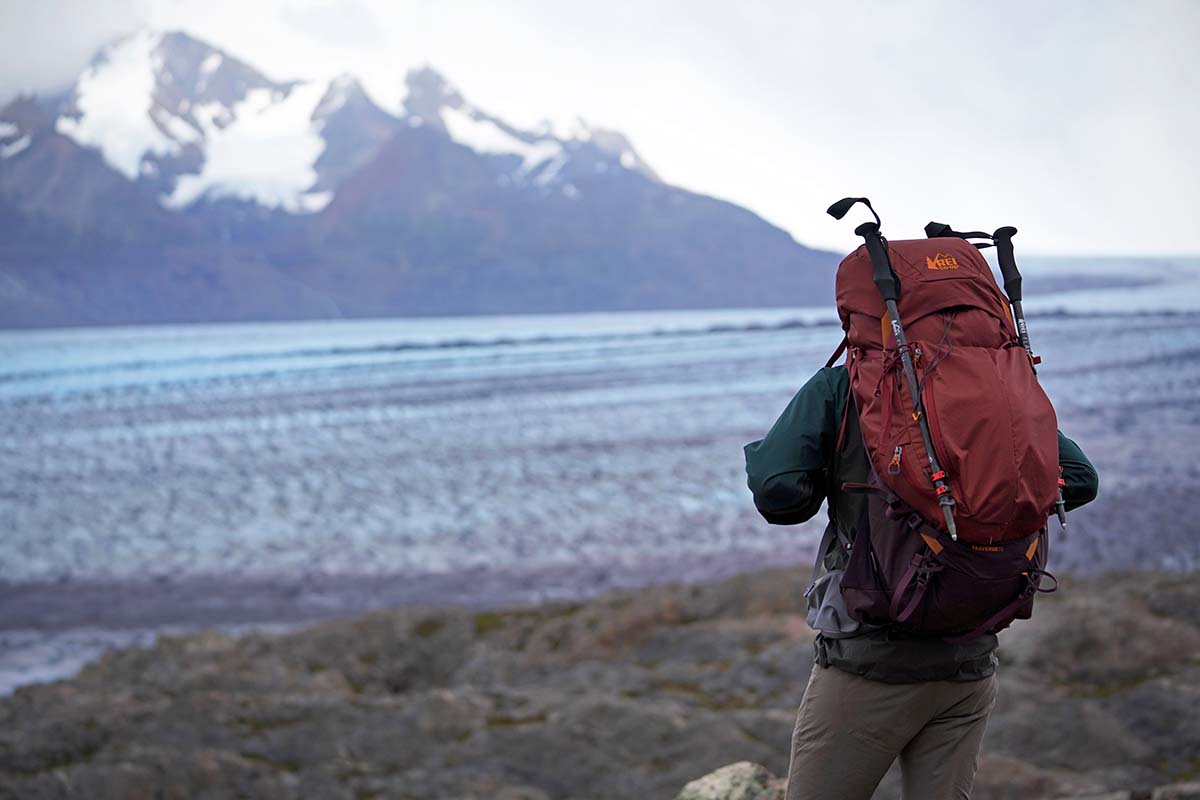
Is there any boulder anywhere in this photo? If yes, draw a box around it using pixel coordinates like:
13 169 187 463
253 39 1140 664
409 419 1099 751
674 761 785 800
1152 781 1200 800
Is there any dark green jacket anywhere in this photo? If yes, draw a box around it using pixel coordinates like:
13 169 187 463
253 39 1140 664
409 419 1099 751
745 366 1099 682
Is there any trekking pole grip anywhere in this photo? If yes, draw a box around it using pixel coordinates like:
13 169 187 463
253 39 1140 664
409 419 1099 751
856 222 901 303
992 226 1022 302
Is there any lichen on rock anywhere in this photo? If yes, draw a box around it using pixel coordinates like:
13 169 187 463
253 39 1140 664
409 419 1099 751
674 761 785 800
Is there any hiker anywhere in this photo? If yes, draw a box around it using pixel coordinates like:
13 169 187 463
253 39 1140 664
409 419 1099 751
744 200 1099 800
746 366 1097 798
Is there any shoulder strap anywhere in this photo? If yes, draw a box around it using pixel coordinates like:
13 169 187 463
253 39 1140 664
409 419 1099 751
833 358 854 455
825 335 848 368
810 371 857 587
808 522 841 587
829 371 858 556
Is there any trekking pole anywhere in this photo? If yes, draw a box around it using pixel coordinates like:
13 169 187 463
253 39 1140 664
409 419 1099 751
827 198 959 540
992 227 1039 373
992 226 1068 530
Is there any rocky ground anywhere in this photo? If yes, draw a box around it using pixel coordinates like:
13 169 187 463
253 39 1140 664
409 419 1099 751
2 567 1199 800
675 761 1200 800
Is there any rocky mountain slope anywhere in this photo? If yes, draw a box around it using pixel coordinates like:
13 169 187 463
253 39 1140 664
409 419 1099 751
0 30 835 328
1 566 1197 799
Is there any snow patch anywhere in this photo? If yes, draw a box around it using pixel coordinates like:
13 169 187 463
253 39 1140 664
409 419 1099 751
156 108 201 145
200 53 223 75
195 53 223 94
441 105 561 177
541 114 591 142
533 152 568 187
55 30 178 180
0 121 17 138
360 73 406 117
0 135 30 159
620 150 637 169
295 190 332 212
193 101 233 130
166 82 330 213
314 75 354 119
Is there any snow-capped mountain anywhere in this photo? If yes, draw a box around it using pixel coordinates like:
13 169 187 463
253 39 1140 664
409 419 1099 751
40 30 657 216
51 30 387 213
403 65 658 191
0 30 833 327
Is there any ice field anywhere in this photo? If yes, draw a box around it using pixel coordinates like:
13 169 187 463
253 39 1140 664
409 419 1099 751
2 256 1199 691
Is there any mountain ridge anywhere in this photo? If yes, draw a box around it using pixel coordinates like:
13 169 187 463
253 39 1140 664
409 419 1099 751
0 29 836 328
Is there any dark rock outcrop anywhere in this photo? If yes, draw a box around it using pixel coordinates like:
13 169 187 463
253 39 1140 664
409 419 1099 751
1 568 1197 799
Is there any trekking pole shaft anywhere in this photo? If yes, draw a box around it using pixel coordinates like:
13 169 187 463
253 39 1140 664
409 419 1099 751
883 298 959 539
856 221 958 539
1011 298 1035 365
995 226 1067 529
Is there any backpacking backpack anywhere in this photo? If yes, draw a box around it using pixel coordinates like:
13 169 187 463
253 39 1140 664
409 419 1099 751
819 197 1061 641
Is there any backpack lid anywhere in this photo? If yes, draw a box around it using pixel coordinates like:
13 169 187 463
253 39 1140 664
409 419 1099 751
836 237 1009 329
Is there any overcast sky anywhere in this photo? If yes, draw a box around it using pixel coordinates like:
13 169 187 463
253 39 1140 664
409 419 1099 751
1 0 1197 255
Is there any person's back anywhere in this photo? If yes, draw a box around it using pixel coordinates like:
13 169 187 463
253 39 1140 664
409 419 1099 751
745 364 1099 799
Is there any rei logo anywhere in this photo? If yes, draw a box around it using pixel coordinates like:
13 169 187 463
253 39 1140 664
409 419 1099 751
926 253 960 270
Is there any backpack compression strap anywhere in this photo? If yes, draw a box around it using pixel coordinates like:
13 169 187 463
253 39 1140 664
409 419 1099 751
924 221 995 250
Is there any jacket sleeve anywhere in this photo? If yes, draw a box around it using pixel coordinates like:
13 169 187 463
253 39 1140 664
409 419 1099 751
1057 431 1099 511
744 368 841 525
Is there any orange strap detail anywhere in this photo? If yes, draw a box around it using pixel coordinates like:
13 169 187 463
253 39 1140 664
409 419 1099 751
1025 537 1039 561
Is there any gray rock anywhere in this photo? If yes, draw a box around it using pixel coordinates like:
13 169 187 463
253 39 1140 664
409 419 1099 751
674 761 784 800
1152 781 1200 799
495 787 553 800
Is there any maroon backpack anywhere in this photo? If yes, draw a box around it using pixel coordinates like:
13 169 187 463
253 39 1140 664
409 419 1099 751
824 197 1061 641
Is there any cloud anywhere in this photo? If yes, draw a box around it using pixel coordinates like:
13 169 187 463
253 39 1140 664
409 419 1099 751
0 0 150 101
278 0 387 49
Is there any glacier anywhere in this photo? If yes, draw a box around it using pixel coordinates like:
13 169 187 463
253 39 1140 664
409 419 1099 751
1 271 1199 693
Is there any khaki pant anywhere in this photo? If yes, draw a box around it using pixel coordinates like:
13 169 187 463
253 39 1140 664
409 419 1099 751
785 665 998 800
